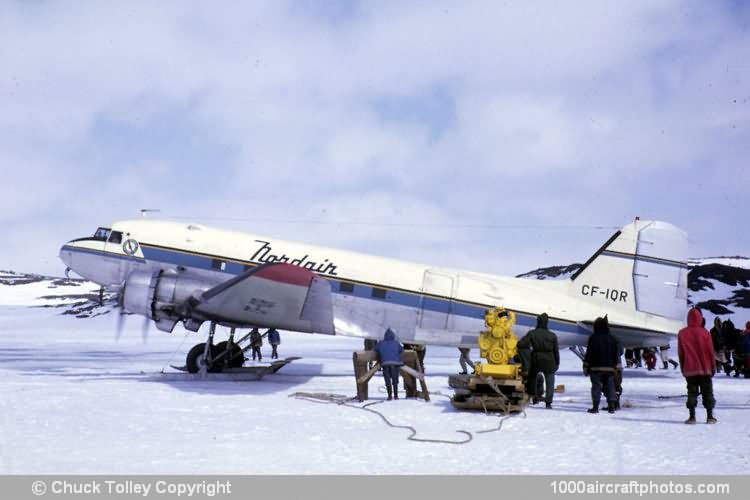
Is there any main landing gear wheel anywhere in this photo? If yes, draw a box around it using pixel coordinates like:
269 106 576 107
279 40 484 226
214 341 244 368
186 343 222 374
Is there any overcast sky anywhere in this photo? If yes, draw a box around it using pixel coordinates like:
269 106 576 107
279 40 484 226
2 1 748 277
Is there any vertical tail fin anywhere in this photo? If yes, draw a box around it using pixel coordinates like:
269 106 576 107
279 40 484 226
570 220 688 321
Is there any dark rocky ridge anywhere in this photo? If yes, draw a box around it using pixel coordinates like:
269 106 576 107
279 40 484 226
517 261 750 317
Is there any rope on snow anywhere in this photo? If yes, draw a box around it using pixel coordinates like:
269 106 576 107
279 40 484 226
289 388 527 445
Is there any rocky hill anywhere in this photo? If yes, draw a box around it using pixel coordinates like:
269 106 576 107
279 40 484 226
0 270 112 318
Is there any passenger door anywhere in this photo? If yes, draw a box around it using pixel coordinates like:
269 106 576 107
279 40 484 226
418 269 455 330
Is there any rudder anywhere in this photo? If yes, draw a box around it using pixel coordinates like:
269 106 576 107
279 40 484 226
570 220 688 321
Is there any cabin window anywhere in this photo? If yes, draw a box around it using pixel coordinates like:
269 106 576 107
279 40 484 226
371 287 387 299
108 231 123 244
339 282 354 293
211 259 226 271
92 227 111 241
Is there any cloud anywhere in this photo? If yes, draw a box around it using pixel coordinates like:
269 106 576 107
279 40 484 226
1 0 748 275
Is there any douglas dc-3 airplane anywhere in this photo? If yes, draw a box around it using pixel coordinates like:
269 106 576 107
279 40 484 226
59 218 689 372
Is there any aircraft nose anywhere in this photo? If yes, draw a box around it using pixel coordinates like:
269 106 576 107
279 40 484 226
59 244 73 269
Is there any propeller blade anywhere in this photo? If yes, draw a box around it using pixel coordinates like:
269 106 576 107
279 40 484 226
141 316 150 344
115 310 126 341
114 282 127 341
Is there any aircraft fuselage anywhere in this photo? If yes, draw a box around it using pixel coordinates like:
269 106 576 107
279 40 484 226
59 219 685 349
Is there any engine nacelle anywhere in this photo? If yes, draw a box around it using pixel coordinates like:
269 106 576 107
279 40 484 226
122 270 214 332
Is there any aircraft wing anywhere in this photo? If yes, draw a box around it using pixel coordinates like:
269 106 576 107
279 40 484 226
576 321 675 348
191 263 334 334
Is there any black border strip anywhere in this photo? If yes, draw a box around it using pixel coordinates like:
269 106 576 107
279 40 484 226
602 249 689 269
68 237 108 244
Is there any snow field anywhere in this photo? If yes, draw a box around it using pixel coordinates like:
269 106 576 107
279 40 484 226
1 306 748 474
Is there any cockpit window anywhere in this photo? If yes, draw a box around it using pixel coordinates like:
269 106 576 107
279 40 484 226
93 227 111 241
108 231 123 244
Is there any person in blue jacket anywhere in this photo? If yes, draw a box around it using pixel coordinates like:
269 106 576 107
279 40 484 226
267 328 281 359
374 328 404 400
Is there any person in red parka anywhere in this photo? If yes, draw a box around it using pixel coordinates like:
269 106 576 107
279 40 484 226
677 308 716 424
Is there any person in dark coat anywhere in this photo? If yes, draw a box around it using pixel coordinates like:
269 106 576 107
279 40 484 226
250 327 263 362
710 317 726 373
723 319 740 376
516 335 532 376
583 316 620 414
624 348 634 368
632 348 643 368
733 325 747 377
678 308 716 424
374 328 404 400
741 322 750 378
267 328 281 359
364 338 377 369
517 313 559 408
613 338 624 410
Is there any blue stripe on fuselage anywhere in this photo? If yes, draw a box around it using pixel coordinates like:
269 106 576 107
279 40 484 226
73 242 581 334
139 243 583 334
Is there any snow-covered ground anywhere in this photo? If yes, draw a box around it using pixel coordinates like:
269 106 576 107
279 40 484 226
1 283 749 475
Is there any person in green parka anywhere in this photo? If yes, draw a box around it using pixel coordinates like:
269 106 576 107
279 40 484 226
517 313 560 408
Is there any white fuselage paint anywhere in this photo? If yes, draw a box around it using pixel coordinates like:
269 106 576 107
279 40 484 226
59 220 682 348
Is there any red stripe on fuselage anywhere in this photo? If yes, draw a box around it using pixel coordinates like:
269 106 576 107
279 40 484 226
254 263 315 287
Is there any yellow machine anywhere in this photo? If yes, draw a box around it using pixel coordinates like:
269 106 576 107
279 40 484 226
449 307 529 412
476 307 521 378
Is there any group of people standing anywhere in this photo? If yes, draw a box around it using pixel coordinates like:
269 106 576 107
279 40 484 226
675 311 750 424
367 307 742 423
248 327 282 362
515 312 623 414
709 317 750 378
624 346 678 371
512 307 730 424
